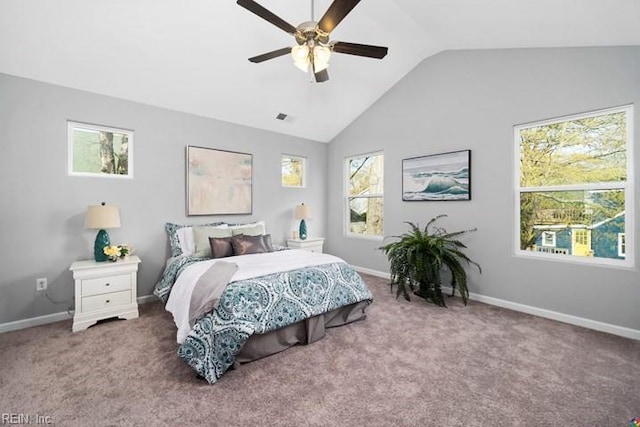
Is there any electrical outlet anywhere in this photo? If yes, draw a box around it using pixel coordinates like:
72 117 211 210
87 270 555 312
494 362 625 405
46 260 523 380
36 278 47 292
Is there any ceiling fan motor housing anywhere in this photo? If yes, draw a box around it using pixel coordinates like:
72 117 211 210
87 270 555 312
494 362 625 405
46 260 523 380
295 21 330 45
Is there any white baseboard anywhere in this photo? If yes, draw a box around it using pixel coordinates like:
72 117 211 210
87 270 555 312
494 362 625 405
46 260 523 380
354 266 391 280
0 311 72 334
354 265 640 341
0 294 160 334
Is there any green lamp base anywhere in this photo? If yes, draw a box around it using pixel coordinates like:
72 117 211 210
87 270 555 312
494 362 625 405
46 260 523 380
299 219 307 240
94 229 111 262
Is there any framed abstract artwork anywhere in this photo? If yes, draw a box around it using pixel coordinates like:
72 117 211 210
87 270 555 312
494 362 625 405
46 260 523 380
67 121 133 178
186 146 253 215
402 150 471 201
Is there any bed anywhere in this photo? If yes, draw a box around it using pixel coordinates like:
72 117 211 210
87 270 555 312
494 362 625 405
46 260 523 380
154 222 373 384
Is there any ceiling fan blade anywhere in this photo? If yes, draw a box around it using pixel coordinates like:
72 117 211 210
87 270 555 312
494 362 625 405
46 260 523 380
237 0 297 34
314 69 329 83
248 47 291 63
333 42 388 59
317 0 362 34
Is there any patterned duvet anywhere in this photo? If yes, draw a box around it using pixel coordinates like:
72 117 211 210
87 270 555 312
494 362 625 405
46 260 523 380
154 254 373 384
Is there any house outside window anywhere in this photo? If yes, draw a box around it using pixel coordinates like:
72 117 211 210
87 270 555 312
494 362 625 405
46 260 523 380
515 105 633 266
282 155 305 187
346 152 384 238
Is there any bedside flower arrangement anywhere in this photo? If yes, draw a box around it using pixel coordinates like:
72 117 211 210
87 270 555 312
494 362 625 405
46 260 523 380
103 244 133 262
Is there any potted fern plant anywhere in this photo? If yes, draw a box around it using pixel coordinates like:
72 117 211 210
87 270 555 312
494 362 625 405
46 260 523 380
379 215 481 307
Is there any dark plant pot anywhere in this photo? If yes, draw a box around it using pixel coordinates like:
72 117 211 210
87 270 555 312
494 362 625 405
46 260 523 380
415 283 446 307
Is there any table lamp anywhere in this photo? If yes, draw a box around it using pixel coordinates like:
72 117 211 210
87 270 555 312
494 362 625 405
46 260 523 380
294 203 311 240
85 202 121 262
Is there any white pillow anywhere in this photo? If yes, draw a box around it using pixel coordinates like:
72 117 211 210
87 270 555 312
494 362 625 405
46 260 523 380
177 224 228 256
176 227 195 256
229 220 266 236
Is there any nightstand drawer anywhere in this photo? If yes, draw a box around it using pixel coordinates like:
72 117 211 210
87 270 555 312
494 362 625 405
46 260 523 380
287 238 325 253
82 290 131 312
82 274 131 296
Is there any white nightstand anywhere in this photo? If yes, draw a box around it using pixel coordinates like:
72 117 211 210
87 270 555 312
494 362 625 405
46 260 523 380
69 255 141 332
287 237 325 253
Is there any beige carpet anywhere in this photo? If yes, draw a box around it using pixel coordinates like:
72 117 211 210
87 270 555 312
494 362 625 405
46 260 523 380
1 274 638 427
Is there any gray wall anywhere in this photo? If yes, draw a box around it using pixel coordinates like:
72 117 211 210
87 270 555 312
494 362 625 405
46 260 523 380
0 73 326 324
327 47 640 331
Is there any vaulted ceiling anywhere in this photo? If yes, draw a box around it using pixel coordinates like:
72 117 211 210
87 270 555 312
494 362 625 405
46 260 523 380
1 0 639 142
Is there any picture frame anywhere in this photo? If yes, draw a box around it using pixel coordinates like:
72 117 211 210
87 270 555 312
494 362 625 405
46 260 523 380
402 149 471 201
186 146 253 216
67 121 133 178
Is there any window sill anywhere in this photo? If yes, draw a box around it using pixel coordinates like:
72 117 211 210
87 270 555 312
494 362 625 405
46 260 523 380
345 233 384 242
514 249 634 270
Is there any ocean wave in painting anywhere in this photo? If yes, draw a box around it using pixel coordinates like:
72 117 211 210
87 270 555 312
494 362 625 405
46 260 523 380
403 167 470 201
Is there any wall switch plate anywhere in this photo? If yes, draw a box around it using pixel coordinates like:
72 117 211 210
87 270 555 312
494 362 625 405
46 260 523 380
36 277 47 292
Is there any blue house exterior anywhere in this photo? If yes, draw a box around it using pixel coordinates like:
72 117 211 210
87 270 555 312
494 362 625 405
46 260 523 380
533 226 582 255
533 212 625 260
591 213 625 259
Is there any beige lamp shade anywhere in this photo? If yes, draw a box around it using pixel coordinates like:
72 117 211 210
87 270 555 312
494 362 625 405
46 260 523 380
294 204 311 220
85 204 121 229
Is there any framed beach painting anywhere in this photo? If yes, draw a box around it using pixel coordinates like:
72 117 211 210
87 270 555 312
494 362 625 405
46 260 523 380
67 121 133 178
402 150 471 201
186 146 253 215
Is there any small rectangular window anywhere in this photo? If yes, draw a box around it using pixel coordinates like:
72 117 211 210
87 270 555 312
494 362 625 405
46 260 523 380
282 155 305 187
346 152 384 238
542 231 556 247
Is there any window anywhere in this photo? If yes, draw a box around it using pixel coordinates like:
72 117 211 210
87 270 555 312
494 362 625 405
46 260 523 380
68 121 133 178
541 231 556 247
618 233 626 257
281 155 305 187
346 152 384 238
515 106 633 265
574 230 588 246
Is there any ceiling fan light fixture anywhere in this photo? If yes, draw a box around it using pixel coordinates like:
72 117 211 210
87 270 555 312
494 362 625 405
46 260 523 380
313 45 331 72
291 44 310 72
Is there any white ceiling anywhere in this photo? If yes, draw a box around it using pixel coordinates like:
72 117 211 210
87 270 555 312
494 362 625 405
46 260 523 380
1 0 639 142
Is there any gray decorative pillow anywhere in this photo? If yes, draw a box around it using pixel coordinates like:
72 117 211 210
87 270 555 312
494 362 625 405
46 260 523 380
209 237 234 259
262 234 274 252
230 234 269 256
193 226 233 258
229 221 266 236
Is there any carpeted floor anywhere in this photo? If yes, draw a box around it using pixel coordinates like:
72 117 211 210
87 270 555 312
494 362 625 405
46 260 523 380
1 274 638 427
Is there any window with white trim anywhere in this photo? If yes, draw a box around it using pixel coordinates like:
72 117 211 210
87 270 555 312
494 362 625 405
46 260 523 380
346 152 384 238
541 231 556 247
281 155 305 187
515 106 633 265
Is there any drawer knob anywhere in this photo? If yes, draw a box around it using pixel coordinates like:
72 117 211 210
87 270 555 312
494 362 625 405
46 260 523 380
105 300 110 304
105 283 110 287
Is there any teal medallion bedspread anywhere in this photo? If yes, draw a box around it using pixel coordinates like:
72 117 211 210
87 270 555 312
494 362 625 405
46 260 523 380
154 258 373 384
154 255 203 303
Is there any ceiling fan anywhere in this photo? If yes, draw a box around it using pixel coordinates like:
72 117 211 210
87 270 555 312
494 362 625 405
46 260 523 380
236 0 388 83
